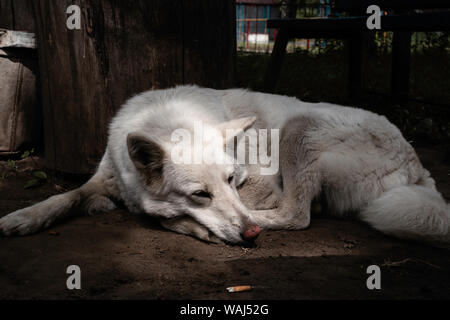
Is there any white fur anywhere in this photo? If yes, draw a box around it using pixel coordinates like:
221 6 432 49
360 185 449 244
1 86 449 246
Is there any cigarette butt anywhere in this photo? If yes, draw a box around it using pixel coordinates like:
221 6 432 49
226 285 252 293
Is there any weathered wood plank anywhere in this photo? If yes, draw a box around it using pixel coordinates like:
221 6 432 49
0 0 35 32
32 0 236 174
32 0 183 174
0 0 14 30
0 29 36 48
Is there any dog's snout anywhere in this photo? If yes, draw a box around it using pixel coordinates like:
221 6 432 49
241 225 261 241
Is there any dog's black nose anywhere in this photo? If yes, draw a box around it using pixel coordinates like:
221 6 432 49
241 225 261 241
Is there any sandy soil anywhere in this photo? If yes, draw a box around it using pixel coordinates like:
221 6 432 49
0 145 449 300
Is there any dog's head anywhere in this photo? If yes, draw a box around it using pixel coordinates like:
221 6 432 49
126 117 261 244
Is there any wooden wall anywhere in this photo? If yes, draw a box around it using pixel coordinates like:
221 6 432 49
28 0 236 174
0 0 35 32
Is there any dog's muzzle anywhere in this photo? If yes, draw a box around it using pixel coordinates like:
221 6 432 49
241 225 261 241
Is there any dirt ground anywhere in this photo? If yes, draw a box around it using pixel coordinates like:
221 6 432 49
0 145 449 300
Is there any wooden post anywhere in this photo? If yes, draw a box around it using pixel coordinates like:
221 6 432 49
31 0 236 174
348 32 364 102
263 0 297 93
0 0 35 32
390 6 412 102
347 4 366 104
391 31 411 101
263 28 289 92
182 0 236 88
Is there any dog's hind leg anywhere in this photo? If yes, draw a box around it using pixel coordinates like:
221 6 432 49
249 117 322 230
0 153 118 236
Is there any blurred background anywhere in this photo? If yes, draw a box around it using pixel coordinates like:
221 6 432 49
236 0 450 144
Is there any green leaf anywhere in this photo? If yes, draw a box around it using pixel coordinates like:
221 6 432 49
6 160 17 171
21 151 30 159
24 179 39 189
33 171 48 180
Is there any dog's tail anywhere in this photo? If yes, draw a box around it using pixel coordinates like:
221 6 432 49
0 167 116 236
360 184 450 247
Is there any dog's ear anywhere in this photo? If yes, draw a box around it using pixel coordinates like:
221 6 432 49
127 133 165 183
218 117 256 141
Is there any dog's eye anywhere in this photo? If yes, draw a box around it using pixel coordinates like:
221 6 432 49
228 175 234 184
192 190 211 199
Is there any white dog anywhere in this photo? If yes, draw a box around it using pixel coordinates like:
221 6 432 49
1 86 449 246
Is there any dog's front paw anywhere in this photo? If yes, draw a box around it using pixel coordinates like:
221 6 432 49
0 209 44 236
160 216 221 244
